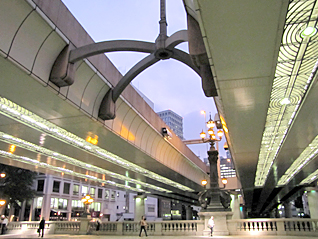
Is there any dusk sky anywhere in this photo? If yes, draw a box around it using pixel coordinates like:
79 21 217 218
61 0 226 158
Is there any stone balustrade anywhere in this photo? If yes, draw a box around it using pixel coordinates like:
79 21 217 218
4 218 318 237
228 218 318 237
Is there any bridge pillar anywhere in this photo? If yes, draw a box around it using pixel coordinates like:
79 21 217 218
230 194 241 219
306 188 318 219
283 201 292 218
134 194 146 221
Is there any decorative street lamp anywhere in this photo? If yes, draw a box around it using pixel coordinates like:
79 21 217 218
198 114 231 211
221 178 228 188
81 194 94 217
201 179 208 188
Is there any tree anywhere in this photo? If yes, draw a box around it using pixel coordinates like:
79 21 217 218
0 164 37 209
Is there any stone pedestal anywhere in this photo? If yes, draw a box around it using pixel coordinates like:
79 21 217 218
79 218 90 235
198 211 233 236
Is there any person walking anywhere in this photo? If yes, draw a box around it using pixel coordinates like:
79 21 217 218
208 216 215 237
96 218 102 231
38 218 45 237
139 216 148 237
1 216 8 234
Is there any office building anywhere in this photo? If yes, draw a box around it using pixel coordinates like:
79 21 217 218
157 110 184 139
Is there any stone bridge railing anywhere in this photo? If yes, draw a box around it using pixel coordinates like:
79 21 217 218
5 218 318 237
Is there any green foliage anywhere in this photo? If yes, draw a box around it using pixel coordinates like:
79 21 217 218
0 164 37 208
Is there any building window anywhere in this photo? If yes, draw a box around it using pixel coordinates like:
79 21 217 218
36 197 43 208
90 187 95 197
105 190 109 200
82 186 88 196
72 200 84 209
37 180 45 192
98 189 103 199
73 184 79 195
52 181 60 193
90 202 101 211
63 183 70 194
111 191 116 200
50 198 68 210
148 204 155 213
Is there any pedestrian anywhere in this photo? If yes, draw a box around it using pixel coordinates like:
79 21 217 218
139 216 148 237
208 215 215 237
38 217 45 237
1 216 8 234
96 218 101 231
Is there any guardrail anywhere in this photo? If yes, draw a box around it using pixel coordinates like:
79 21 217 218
4 218 318 237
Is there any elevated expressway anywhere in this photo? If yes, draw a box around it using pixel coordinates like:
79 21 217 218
0 0 210 204
187 0 318 216
3 0 318 217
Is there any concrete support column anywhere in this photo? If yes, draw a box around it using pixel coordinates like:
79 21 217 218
41 194 51 220
67 198 72 221
19 200 26 221
41 175 52 220
29 199 35 221
8 205 15 220
283 201 292 218
306 188 318 219
134 194 146 221
230 194 241 219
186 205 192 220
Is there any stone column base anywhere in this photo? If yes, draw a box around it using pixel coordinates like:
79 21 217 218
79 218 91 235
198 211 233 236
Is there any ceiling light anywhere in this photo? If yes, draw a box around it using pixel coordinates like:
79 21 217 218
255 1 318 187
301 26 317 38
280 98 291 105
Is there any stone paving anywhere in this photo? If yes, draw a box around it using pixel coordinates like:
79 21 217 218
0 234 316 239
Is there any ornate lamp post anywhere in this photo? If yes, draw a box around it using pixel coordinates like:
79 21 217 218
198 114 231 211
81 194 94 217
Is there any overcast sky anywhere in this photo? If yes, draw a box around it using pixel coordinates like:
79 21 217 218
61 0 226 158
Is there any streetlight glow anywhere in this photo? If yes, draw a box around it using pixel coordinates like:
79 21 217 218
201 179 208 186
222 178 228 185
0 200 6 206
207 119 215 129
217 130 224 138
200 131 206 139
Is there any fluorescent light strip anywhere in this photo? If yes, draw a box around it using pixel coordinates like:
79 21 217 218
300 170 318 185
0 150 147 193
255 0 318 187
278 135 318 185
0 97 193 192
0 132 172 193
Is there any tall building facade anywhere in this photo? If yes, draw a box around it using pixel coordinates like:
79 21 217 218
219 151 236 178
157 110 184 139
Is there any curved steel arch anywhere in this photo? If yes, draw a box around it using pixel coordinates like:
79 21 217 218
49 0 215 120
